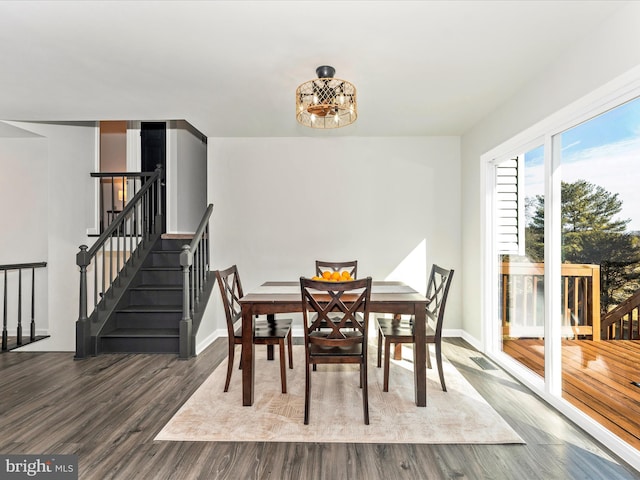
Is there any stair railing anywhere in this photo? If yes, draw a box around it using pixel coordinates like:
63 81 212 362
76 165 164 358
179 203 213 359
90 171 153 233
1 262 47 351
601 288 640 340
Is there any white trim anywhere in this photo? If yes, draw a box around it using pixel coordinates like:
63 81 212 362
195 328 224 355
86 124 101 235
126 121 141 172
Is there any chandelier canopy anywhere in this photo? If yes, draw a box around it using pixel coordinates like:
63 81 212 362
296 66 357 129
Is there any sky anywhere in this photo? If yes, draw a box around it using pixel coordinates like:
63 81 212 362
524 95 640 231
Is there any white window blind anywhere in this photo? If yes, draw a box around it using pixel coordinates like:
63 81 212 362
496 155 524 255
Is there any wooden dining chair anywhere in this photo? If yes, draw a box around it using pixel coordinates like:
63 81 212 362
375 264 454 392
300 276 372 425
215 265 293 394
315 260 358 280
312 260 359 370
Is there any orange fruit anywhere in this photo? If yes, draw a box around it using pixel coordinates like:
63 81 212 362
341 271 351 280
322 271 331 280
331 271 341 281
312 276 321 281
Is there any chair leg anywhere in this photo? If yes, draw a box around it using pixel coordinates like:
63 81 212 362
224 342 235 392
377 327 382 368
279 339 287 393
304 361 311 425
435 341 446 392
383 338 391 392
287 330 293 369
362 360 369 425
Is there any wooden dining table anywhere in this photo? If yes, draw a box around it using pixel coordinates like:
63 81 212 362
239 280 429 407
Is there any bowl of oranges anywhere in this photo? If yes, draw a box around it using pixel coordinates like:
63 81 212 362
311 270 354 282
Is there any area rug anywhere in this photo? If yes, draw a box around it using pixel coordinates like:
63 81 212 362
155 344 524 444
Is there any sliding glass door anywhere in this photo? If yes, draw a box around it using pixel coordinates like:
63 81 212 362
487 93 640 451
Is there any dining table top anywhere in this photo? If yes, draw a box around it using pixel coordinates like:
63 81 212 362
240 280 429 305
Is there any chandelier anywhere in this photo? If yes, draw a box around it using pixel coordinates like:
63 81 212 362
296 66 357 129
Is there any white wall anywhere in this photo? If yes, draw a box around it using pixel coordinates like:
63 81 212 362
0 129 49 335
175 120 208 233
208 136 461 332
460 2 640 343
5 121 98 352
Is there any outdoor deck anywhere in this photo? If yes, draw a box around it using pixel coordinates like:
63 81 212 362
503 338 640 451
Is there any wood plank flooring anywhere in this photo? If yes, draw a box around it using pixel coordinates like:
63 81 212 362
503 338 640 451
0 338 638 479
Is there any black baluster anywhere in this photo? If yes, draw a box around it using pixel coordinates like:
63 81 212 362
30 267 35 342
2 270 7 351
17 269 22 346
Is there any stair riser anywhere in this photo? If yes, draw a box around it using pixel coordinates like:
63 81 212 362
160 239 190 251
146 251 182 268
127 289 183 306
99 336 179 354
139 270 183 285
115 311 182 329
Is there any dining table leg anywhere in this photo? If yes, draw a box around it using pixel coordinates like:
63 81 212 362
266 314 275 360
241 304 255 406
413 304 427 407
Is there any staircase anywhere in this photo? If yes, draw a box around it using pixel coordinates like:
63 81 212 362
98 238 188 354
75 166 214 359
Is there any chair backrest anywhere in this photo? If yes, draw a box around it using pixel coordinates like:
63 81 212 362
425 264 454 339
214 265 244 338
315 260 358 279
300 276 372 345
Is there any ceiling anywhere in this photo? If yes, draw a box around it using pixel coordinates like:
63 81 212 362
0 1 630 138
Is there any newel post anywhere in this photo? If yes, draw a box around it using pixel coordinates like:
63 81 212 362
179 244 193 360
75 245 91 359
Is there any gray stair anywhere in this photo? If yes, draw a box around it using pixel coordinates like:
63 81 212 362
98 238 189 354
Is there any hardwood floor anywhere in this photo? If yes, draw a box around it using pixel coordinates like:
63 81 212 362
1 338 638 479
503 338 640 451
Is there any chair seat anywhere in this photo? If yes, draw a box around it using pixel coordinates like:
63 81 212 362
233 318 293 340
309 344 363 356
376 317 435 340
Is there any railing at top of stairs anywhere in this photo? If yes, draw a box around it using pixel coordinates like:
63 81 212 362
75 165 164 359
1 262 47 351
179 203 214 359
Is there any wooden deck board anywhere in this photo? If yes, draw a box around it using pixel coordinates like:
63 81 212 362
503 338 640 451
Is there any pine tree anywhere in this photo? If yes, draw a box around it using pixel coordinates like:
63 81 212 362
525 180 640 312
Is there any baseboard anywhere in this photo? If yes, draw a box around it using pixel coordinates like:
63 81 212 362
195 328 225 355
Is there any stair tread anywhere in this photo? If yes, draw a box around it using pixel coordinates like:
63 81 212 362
117 305 183 313
130 284 182 291
141 266 182 271
102 327 179 337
